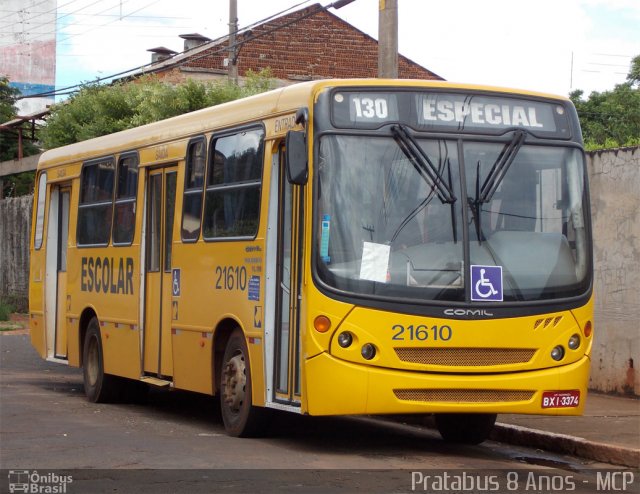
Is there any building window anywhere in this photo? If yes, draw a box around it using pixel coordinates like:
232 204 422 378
181 138 206 241
112 153 139 245
203 127 264 239
78 158 115 246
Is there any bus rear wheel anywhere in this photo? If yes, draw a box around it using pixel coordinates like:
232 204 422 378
435 413 497 445
83 317 119 403
220 329 269 437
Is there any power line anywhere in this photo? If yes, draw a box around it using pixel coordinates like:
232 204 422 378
0 0 81 32
1 0 134 43
18 0 326 100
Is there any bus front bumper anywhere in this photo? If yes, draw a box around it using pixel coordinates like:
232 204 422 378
304 352 590 416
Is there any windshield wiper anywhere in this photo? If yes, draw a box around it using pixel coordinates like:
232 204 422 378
469 130 527 243
479 129 526 203
391 124 456 204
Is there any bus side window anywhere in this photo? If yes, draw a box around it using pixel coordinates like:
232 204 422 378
112 153 139 245
181 137 206 242
34 172 47 250
203 127 264 239
78 158 115 246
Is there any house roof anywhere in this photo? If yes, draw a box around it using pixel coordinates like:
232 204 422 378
122 3 442 81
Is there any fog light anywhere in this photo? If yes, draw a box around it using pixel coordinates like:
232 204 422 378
361 343 376 360
337 331 353 348
551 345 565 361
568 334 581 350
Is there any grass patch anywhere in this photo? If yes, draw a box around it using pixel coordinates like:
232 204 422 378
0 323 23 332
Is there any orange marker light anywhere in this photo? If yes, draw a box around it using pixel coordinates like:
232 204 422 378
314 315 331 333
584 320 593 338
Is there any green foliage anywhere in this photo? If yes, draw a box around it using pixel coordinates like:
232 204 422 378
1 77 41 197
1 171 35 197
627 55 640 87
570 55 640 150
41 69 277 149
1 77 39 162
0 299 14 321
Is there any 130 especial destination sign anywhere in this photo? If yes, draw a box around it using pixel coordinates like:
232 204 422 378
331 89 571 137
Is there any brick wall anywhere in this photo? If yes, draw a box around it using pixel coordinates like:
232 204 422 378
159 5 441 83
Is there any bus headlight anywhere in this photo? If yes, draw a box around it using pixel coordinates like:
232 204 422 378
551 345 565 361
568 334 581 350
361 343 376 360
337 331 353 348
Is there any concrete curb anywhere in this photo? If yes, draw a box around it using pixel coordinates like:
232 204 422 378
492 423 640 469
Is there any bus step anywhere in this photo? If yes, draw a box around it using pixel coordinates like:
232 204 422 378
140 376 172 387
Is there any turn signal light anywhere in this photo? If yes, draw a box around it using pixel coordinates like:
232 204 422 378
314 315 331 333
584 320 593 338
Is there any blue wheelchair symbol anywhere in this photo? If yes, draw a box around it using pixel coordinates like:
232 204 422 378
172 269 181 297
471 265 503 302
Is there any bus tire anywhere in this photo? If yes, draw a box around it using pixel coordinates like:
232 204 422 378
434 413 497 445
220 328 269 437
82 317 119 403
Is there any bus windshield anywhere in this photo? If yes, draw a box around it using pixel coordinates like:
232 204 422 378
315 133 590 303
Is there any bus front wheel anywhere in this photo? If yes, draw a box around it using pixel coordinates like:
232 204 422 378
220 328 269 437
435 413 497 445
83 317 119 403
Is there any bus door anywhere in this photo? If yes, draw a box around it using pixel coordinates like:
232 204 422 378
143 166 177 378
273 147 303 405
44 184 71 360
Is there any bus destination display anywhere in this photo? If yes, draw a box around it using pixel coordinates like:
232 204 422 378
331 90 570 136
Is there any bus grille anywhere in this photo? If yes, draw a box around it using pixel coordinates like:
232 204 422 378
393 389 535 403
394 347 537 366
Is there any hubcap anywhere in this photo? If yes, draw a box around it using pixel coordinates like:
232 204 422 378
223 353 246 412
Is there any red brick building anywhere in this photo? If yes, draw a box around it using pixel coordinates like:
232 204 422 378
135 4 442 84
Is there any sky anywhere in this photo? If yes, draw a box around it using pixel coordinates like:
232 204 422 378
37 0 640 98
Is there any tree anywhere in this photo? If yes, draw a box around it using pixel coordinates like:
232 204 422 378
41 69 276 149
0 77 20 161
570 55 640 150
1 77 39 197
627 54 640 87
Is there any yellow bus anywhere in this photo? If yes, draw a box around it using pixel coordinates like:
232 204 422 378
29 79 593 443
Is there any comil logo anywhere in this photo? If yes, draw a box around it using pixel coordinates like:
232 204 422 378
8 470 73 493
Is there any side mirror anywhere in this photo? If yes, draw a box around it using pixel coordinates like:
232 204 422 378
285 130 308 185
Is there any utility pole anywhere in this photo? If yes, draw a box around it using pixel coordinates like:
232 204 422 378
378 0 398 78
228 0 238 84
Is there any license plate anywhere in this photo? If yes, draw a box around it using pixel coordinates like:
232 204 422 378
541 390 580 409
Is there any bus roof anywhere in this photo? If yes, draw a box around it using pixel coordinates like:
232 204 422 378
36 79 569 170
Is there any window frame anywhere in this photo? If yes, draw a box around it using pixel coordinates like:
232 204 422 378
112 151 139 247
77 156 116 248
203 125 265 242
180 136 207 243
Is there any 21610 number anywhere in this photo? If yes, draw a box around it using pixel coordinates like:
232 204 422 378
215 265 247 291
392 324 453 341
